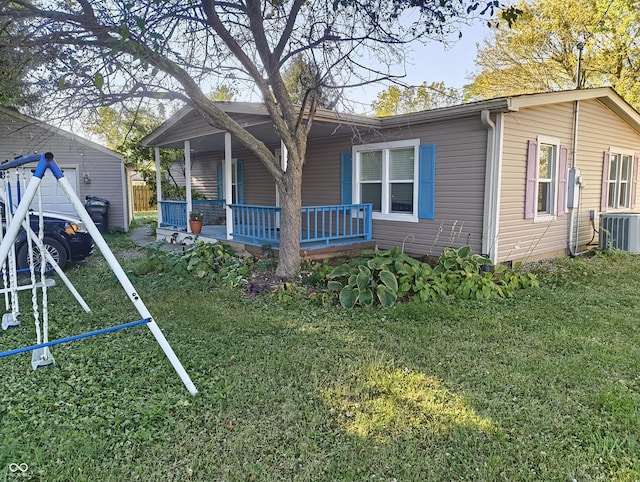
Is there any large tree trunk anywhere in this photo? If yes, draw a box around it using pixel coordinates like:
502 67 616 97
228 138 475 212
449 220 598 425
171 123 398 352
275 153 303 280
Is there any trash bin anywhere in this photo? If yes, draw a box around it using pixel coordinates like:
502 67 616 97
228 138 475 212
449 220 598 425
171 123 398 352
85 195 110 234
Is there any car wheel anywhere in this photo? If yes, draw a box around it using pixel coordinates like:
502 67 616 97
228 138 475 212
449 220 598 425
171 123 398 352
17 237 68 271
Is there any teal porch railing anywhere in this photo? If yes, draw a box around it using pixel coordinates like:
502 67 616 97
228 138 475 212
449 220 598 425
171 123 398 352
231 203 372 247
159 199 225 228
159 200 187 228
159 201 373 248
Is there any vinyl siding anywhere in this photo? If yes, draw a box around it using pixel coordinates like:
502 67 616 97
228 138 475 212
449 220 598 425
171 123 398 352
498 99 640 263
303 115 488 257
171 147 276 205
0 111 127 230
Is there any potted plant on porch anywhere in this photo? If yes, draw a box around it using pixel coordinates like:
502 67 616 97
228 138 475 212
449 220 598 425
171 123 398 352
189 211 204 234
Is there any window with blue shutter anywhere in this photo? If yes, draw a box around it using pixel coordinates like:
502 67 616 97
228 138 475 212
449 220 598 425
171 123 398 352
418 144 436 219
350 140 432 220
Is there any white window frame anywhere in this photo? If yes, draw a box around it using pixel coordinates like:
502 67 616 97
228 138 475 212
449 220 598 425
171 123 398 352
608 147 634 210
353 139 419 222
534 135 560 222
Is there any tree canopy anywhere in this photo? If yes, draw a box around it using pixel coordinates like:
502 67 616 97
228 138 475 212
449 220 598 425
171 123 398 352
372 81 464 116
3 0 508 278
467 0 640 108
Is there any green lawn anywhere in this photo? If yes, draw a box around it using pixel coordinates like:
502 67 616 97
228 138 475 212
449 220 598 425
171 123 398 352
1 236 639 481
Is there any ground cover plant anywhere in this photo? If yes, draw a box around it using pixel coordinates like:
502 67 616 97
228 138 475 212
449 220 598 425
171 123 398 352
1 234 639 481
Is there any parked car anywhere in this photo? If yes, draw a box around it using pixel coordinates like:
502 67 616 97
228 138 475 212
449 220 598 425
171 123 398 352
0 201 94 270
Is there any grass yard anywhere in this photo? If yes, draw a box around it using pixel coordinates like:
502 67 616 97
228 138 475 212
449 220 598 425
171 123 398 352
1 234 639 481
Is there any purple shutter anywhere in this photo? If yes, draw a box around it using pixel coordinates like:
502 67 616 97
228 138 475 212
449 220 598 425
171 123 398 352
632 156 639 209
557 146 569 216
601 151 610 212
524 140 538 219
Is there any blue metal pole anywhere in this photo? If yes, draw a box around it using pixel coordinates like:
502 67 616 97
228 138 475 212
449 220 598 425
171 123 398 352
0 318 151 358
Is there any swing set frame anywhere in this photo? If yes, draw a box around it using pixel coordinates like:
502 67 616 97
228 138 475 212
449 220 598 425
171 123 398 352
0 152 197 395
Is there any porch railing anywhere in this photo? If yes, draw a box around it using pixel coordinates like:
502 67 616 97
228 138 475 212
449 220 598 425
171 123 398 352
159 199 225 228
231 203 372 247
159 200 187 228
193 199 226 224
159 201 373 247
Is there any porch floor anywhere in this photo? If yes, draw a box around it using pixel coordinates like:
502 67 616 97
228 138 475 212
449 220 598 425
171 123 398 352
155 225 374 259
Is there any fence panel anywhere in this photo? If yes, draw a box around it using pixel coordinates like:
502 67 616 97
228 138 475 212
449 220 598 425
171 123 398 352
132 184 153 212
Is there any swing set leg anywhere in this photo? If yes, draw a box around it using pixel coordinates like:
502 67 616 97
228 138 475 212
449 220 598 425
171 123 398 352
2 312 20 330
31 347 54 369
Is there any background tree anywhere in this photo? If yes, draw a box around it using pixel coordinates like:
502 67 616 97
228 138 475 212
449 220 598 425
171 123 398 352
3 0 506 279
0 15 48 107
467 0 640 108
87 106 186 204
372 81 464 116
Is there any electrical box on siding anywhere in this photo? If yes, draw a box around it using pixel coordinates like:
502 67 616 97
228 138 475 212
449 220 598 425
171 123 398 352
567 168 581 209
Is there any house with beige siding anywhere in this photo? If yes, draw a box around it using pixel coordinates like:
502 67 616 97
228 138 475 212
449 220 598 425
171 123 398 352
144 87 640 264
0 107 129 231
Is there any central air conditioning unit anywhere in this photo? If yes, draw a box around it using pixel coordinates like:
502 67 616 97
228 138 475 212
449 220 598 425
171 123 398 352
599 213 640 253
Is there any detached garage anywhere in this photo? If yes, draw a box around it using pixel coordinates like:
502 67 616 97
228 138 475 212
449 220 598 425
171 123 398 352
0 107 128 231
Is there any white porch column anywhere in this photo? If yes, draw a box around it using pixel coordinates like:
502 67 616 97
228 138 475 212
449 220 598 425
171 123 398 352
275 140 288 228
184 140 192 232
154 147 163 225
224 132 233 239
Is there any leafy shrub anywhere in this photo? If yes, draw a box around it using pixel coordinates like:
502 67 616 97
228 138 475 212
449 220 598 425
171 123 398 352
136 241 251 288
328 246 538 308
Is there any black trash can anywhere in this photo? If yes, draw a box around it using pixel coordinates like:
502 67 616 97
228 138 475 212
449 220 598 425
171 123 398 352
85 195 110 234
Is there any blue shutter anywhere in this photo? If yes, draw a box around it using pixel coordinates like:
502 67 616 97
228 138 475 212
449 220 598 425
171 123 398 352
340 151 352 204
418 144 436 219
236 160 244 204
217 162 223 200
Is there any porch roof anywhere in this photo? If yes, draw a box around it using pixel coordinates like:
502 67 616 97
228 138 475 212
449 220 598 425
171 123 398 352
142 102 381 151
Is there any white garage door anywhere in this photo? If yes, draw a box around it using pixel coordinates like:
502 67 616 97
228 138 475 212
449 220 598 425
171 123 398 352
31 167 78 216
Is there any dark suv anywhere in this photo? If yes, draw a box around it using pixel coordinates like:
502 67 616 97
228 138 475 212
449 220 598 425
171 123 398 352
1 201 94 270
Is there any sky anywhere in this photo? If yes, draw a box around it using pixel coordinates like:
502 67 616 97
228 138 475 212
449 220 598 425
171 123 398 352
351 20 493 113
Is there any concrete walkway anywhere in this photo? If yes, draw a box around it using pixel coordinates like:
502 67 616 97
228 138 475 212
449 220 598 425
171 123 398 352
129 227 185 252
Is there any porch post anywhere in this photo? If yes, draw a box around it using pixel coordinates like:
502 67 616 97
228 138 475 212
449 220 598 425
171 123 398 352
224 132 233 239
185 140 192 232
276 140 288 229
154 147 163 225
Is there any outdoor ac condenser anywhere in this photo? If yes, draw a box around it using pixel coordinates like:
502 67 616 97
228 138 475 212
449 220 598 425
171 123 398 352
599 213 640 253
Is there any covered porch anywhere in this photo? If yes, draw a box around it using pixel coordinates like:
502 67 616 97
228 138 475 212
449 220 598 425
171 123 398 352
158 199 372 251
143 102 378 254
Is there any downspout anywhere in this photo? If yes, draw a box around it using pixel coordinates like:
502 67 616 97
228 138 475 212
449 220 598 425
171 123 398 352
481 110 500 263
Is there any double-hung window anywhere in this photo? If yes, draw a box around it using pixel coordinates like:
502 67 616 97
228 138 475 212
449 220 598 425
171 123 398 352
525 136 567 220
607 150 633 209
354 139 419 221
537 142 557 216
